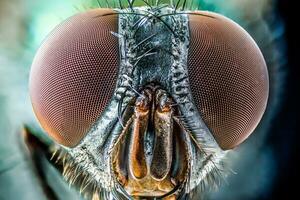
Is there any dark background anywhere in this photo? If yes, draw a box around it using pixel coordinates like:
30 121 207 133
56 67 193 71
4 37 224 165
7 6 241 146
268 0 299 199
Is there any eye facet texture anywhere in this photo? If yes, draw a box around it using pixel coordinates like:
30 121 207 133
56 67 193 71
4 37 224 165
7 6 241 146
188 12 269 150
30 9 119 147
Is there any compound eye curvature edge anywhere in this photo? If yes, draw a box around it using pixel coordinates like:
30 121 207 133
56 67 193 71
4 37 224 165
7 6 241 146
187 12 269 150
29 9 119 147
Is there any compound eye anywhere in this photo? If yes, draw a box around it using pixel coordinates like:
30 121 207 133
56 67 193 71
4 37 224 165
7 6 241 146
187 12 269 150
29 9 119 147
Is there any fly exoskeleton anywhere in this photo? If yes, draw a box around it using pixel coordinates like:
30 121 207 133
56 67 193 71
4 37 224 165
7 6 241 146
28 1 269 199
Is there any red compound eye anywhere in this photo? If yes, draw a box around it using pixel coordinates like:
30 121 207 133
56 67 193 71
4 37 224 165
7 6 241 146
29 9 119 147
187 12 269 150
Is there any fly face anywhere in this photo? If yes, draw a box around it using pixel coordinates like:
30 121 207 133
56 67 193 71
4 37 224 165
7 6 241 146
29 2 269 199
111 84 189 197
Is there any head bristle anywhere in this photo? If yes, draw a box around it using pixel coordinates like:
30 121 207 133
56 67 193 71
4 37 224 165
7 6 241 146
93 0 198 11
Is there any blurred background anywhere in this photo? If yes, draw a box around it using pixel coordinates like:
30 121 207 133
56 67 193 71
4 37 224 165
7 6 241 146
0 0 298 199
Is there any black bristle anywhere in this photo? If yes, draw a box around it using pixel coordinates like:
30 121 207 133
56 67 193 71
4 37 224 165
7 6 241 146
127 0 134 11
142 0 153 9
182 0 187 10
175 0 182 11
118 0 124 9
